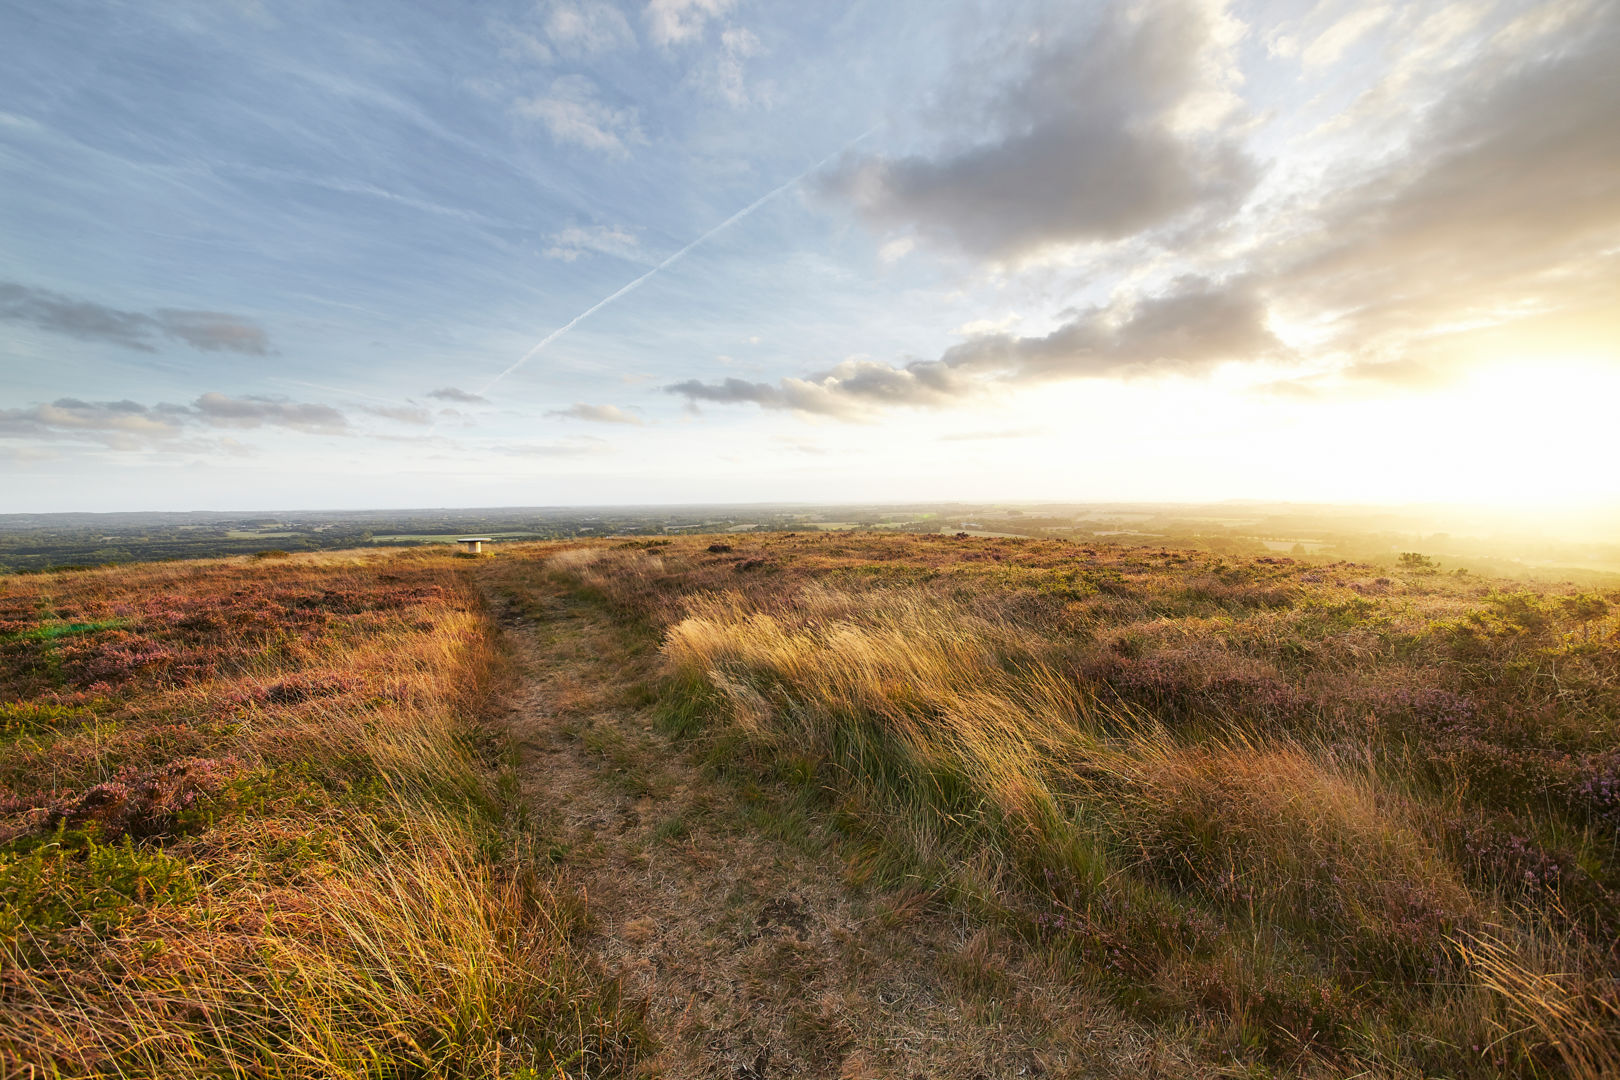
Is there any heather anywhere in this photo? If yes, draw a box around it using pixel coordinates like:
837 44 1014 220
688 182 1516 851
0 550 641 1078
540 533 1620 1077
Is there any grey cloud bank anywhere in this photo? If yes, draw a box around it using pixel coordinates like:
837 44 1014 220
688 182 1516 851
667 275 1277 415
821 0 1253 262
1 393 353 449
0 282 271 355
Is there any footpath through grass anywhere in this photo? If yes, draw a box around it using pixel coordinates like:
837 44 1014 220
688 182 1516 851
541 532 1620 1079
0 549 642 1078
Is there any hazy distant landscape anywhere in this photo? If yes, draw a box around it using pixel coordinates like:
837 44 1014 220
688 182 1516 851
5 501 1618 584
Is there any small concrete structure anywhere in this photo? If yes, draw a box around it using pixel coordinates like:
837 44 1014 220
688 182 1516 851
456 537 492 555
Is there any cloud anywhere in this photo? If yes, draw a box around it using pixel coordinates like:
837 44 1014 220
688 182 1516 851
496 437 607 457
426 386 489 404
152 309 272 354
516 75 644 154
773 436 828 456
545 1 635 54
192 393 349 434
0 282 270 355
545 224 642 262
942 275 1279 382
666 360 970 418
546 402 644 424
665 275 1279 417
0 445 59 464
953 314 1022 337
0 399 188 449
819 0 1254 262
757 2 1620 415
705 26 769 107
644 0 734 47
878 236 915 264
0 392 348 449
363 404 434 425
939 427 1044 442
1263 6 1620 367
1301 5 1392 70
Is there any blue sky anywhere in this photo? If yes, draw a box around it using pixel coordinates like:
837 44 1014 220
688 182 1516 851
3 0 1617 512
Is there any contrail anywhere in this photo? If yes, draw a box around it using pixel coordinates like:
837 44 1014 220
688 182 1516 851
477 131 871 397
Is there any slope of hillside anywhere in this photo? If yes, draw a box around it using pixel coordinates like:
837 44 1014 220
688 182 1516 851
4 534 1617 1078
534 533 1619 1078
482 557 1195 1079
0 551 641 1077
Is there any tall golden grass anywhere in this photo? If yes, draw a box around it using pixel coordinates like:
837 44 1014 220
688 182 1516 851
544 535 1620 1077
1 551 640 1078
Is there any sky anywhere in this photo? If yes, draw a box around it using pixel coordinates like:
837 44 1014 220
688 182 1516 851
1 0 1617 513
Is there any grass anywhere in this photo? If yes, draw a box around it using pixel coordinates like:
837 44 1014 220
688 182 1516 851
0 549 643 1078
9 531 1616 1077
534 531 1620 1078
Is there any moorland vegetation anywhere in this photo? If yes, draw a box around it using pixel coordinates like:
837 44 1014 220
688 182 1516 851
2 531 1617 1077
545 532 1620 1078
0 550 640 1077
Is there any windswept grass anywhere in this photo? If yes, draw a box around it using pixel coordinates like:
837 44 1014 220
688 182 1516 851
540 532 1620 1077
0 551 642 1078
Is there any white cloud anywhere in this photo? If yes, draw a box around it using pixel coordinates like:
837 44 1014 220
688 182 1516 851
644 0 735 47
544 224 643 262
545 1 635 54
953 313 1022 337
516 75 644 155
878 236 915 263
1301 5 1392 70
708 26 767 107
546 402 644 424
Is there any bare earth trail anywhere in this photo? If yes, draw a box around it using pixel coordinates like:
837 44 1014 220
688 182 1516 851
482 564 1196 1080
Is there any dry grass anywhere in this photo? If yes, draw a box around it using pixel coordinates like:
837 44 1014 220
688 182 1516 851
540 532 1620 1077
0 550 641 1078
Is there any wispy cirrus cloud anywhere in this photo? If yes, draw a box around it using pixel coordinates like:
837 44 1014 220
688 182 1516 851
0 282 271 355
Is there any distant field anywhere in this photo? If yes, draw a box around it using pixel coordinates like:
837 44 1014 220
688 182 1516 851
369 531 541 543
1260 538 1330 552
935 526 1029 538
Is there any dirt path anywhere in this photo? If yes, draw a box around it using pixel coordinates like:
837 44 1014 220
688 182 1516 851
484 565 1189 1080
